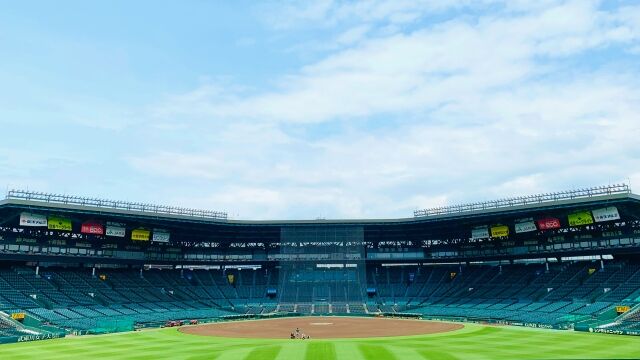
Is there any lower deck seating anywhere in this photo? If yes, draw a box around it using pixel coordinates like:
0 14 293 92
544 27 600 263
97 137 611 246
0 314 53 341
0 259 639 333
331 304 348 314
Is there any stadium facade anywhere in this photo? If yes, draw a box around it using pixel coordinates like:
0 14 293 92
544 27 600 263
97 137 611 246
1 184 640 342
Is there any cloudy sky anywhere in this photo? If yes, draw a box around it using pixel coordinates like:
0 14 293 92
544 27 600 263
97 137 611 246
1 0 639 219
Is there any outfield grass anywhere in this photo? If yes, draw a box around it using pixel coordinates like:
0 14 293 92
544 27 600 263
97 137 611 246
0 322 639 360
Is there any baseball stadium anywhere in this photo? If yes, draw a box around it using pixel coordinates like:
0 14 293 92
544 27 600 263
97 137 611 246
0 184 638 359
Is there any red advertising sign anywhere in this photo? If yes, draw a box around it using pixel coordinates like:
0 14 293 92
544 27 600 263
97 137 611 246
537 217 561 230
81 222 104 235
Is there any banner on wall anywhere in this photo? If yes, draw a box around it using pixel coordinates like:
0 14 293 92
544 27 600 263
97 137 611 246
10 312 25 320
490 225 509 238
106 222 126 237
568 211 594 227
471 226 490 240
48 216 72 231
537 217 561 230
227 274 235 285
515 218 537 233
152 229 170 243
81 222 104 235
592 206 620 222
131 229 150 241
19 212 48 227
616 306 630 314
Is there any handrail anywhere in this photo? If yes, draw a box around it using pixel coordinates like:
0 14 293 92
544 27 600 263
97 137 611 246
5 189 228 220
414 184 630 218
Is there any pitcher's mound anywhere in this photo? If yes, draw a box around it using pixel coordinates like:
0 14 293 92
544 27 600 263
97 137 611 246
179 316 463 339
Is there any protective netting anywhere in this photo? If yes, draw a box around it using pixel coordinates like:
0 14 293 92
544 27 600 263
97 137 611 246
278 226 366 307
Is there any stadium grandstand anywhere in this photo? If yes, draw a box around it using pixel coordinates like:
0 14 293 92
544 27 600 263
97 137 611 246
1 184 640 343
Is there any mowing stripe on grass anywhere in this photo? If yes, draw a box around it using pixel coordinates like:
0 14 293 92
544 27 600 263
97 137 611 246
358 344 397 360
243 345 282 360
416 348 462 360
305 342 336 360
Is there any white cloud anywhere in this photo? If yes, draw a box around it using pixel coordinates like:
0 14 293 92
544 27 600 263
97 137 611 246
335 25 371 46
263 0 503 29
157 1 640 126
135 1 640 219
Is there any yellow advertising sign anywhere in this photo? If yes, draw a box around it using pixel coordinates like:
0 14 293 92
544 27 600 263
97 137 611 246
450 272 457 280
227 274 235 284
616 306 630 314
490 225 509 238
11 312 25 320
568 211 594 226
588 268 597 275
131 229 150 241
48 216 72 231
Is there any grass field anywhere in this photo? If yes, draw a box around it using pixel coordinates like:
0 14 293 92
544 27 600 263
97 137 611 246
0 322 639 360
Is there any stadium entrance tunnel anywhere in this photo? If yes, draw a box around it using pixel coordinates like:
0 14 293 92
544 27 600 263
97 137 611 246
178 317 464 339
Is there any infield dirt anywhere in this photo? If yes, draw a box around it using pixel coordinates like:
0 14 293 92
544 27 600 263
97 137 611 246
179 316 464 339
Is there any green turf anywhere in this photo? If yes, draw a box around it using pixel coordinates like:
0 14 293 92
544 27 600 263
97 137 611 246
1 322 639 360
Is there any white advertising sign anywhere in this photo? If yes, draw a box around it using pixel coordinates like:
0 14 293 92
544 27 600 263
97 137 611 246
106 222 126 237
471 226 490 240
19 212 48 227
592 207 620 222
152 229 170 243
515 218 537 233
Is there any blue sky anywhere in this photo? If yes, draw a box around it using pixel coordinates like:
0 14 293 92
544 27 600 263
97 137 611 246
1 0 640 219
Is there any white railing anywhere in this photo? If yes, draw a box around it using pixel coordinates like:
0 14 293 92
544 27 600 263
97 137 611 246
414 184 631 218
5 189 227 220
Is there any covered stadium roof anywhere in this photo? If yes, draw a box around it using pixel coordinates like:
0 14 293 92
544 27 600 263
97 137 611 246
1 184 638 226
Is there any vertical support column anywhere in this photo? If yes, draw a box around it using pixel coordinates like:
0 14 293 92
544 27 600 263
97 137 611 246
92 266 96 278
545 260 550 273
35 265 40 277
180 268 184 279
499 265 503 273
600 255 605 270
139 267 143 278
459 263 463 274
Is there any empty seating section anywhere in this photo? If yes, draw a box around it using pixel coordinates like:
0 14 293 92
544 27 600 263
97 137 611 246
1 259 639 333
296 304 311 313
280 267 364 306
0 267 247 332
331 304 347 314
366 303 380 313
0 313 54 340
278 303 295 312
314 304 329 314
349 303 366 314
610 305 640 331
393 260 640 327
245 305 263 315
